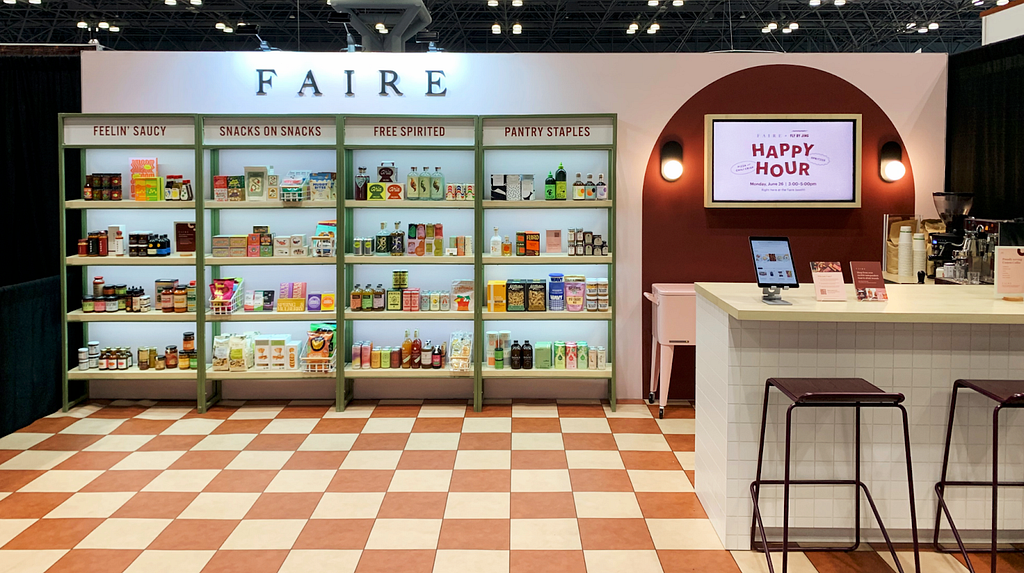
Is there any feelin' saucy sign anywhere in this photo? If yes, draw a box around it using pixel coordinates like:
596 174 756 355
709 117 858 204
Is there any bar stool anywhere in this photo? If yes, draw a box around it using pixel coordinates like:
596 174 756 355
934 379 1024 573
749 377 920 573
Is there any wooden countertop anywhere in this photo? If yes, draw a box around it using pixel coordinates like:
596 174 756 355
694 282 1024 324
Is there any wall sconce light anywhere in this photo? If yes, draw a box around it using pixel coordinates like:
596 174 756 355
880 141 906 182
660 140 683 181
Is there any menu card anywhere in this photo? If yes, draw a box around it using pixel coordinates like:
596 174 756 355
850 261 888 301
810 262 847 301
995 247 1024 297
174 221 196 255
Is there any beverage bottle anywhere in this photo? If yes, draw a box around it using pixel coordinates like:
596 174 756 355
361 285 373 311
411 330 422 369
421 339 433 368
407 223 418 256
490 227 502 256
522 340 534 369
432 343 442 369
402 329 413 368
544 171 556 200
555 162 567 200
510 340 522 370
406 167 419 200
375 222 391 256
494 341 504 370
354 166 370 200
419 167 432 200
390 221 405 256
502 236 512 257
439 342 447 368
585 173 596 200
595 173 607 200
373 284 386 311
572 172 585 201
350 284 362 312
431 167 445 200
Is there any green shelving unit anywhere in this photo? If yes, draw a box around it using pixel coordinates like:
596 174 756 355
58 113 616 414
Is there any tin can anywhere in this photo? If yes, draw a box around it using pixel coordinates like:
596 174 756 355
392 270 409 289
353 237 363 256
566 342 577 369
362 238 372 255
390 347 402 369
351 343 362 369
420 292 431 312
430 292 440 311
597 346 607 369
554 342 566 369
548 273 565 311
361 343 372 368
588 347 598 369
439 291 450 311
577 342 589 370
371 347 382 369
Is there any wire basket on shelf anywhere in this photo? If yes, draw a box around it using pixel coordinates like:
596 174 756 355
300 341 337 373
208 284 244 315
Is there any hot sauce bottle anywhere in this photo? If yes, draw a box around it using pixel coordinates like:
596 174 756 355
411 330 422 369
402 330 413 369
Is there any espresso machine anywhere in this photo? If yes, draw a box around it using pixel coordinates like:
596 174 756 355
960 218 1024 284
929 192 973 280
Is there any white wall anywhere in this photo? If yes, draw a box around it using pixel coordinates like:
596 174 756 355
983 2 1024 45
81 51 948 400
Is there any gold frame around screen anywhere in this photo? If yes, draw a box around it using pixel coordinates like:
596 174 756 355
703 113 863 209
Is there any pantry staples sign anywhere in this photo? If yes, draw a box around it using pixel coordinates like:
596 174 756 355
203 117 337 146
707 115 860 206
482 117 615 146
63 116 196 146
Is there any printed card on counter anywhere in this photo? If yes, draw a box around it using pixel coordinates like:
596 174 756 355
810 261 847 301
995 246 1024 298
850 261 888 302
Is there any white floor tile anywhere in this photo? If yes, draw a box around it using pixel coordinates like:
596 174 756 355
76 518 171 549
675 451 695 471
161 419 223 435
603 404 653 419
361 418 415 434
405 433 460 451
111 451 185 471
731 550 818 573
1 451 75 471
178 492 261 519
364 519 442 550
511 433 564 451
135 407 192 420
454 450 511 470
298 434 357 451
264 470 335 493
0 519 37 547
444 492 510 519
225 451 293 470
0 550 67 573
322 405 375 419
613 434 671 452
656 419 696 434
573 492 643 518
83 435 155 452
124 550 215 573
18 470 102 492
0 433 50 450
141 470 220 492
339 450 402 470
512 404 559 418
583 550 663 573
417 405 467 419
434 550 509 573
227 406 284 420
388 470 452 492
221 519 305 550
558 418 612 434
45 492 135 518
262 419 320 435
59 418 125 435
565 450 625 470
646 519 724 550
191 434 256 451
878 550 968 573
279 550 362 573
511 469 572 492
462 418 512 433
311 492 385 519
627 470 694 493
510 518 581 549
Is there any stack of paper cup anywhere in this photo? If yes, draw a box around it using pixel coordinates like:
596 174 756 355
913 232 927 278
898 226 913 278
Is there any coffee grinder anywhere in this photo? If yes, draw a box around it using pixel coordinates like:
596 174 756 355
928 192 973 279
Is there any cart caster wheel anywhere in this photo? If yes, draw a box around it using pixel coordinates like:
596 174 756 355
659 408 664 419
648 392 656 405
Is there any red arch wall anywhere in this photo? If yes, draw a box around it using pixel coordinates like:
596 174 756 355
641 64 916 399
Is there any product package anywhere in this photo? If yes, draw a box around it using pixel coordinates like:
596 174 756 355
449 331 473 372
490 174 507 200
452 280 474 311
506 280 526 312
487 280 507 312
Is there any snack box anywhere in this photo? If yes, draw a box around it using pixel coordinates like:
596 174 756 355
226 175 245 201
213 175 229 201
292 282 308 300
527 280 547 312
270 337 288 370
247 245 260 257
386 183 404 199
367 182 386 201
212 235 231 249
535 341 553 369
229 235 248 248
307 292 322 312
212 247 231 258
260 245 273 257
506 280 526 312
487 280 506 312
321 293 336 311
279 283 293 299
525 232 541 256
286 341 300 370
229 247 247 258
254 336 271 370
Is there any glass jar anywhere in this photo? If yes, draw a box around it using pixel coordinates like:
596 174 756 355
178 350 190 370
102 285 115 298
155 355 166 370
189 352 198 370
106 296 119 313
182 332 195 352
82 295 95 313
165 345 178 369
174 286 187 313
138 348 149 370
93 276 105 297
162 288 175 313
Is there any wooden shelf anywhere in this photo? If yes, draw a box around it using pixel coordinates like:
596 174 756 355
343 366 475 378
206 311 337 322
345 310 473 320
204 256 336 266
481 365 613 378
66 200 196 210
68 367 197 380
206 368 337 380
482 254 612 265
482 310 612 321
483 200 613 209
206 200 336 209
66 255 196 266
347 201 474 209
345 256 474 265
68 309 196 322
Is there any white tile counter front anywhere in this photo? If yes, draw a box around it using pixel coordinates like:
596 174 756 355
693 283 1024 550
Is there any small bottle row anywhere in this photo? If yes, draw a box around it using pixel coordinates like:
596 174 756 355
77 333 196 372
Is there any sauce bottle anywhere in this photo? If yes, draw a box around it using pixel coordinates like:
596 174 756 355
502 236 512 257
572 172 586 201
411 330 422 369
390 221 405 256
544 171 556 200
522 340 534 370
406 167 419 200
421 339 433 368
373 284 386 311
350 284 362 312
554 162 567 200
510 340 522 370
361 285 373 311
432 343 443 369
402 330 413 369
595 173 608 200
585 173 596 200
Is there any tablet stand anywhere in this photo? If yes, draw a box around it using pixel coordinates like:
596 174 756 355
761 286 792 305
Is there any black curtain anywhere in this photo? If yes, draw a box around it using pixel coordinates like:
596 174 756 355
946 36 1024 220
0 55 81 434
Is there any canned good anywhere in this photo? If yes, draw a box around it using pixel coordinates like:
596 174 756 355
420 292 431 312
566 342 577 370
577 342 589 370
586 297 598 312
362 238 373 255
430 292 440 311
390 347 402 369
393 270 409 289
588 347 598 369
554 342 566 369
439 291 450 311
351 343 362 368
598 296 609 312
353 237 363 256
361 343 372 369
597 346 607 369
371 347 382 369
548 273 565 311
78 348 89 370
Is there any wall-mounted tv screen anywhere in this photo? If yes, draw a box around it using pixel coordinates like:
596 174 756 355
704 114 862 208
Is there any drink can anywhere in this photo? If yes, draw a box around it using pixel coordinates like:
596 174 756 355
390 347 402 369
588 347 598 369
565 342 577 370
417 223 426 240
577 342 589 370
440 291 450 311
597 346 607 369
420 291 431 311
554 342 566 369
371 347 382 369
362 238 372 255
351 343 362 369
430 292 440 311
361 343 372 368
353 237 363 256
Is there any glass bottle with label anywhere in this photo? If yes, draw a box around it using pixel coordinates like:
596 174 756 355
419 167 432 200
420 339 432 368
494 341 504 370
373 284 386 311
490 227 502 256
390 221 405 256
355 167 369 201
350 284 362 312
375 222 391 256
595 173 608 200
502 236 512 257
522 340 534 369
572 172 586 201
545 171 556 200
361 285 373 311
585 173 596 200
431 167 445 200
555 162 567 200
402 330 412 369
411 330 422 369
510 340 522 370
406 167 419 200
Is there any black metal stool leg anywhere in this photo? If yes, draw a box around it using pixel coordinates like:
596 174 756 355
854 405 862 551
782 404 795 573
900 404 921 573
991 406 1002 573
935 385 961 548
751 381 776 573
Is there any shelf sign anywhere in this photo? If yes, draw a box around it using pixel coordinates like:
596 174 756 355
203 117 337 146
63 116 196 146
482 117 614 147
344 117 475 147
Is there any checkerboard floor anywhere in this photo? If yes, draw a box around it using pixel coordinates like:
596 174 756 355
0 399 1015 573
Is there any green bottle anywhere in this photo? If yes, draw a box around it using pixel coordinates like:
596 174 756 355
494 341 504 370
554 162 567 200
544 171 556 200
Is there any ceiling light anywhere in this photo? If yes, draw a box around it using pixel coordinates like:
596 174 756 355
810 0 821 5
28 0 41 4
906 22 916 29
164 0 177 5
512 0 522 5
997 0 1009 5
672 0 684 5
918 27 928 33
650 22 660 30
236 21 245 26
223 26 233 33
761 26 770 33
487 0 497 5
929 22 939 30
768 22 777 30
189 0 201 5
782 28 792 33
77 21 89 28
375 22 385 30
109 25 119 32
2 0 15 4
626 28 635 34
834 0 845 5
491 22 501 34
629 21 639 30
647 27 656 33
98 21 109 29
648 0 659 6
215 22 225 29
512 22 522 34
789 22 799 29
379 27 389 33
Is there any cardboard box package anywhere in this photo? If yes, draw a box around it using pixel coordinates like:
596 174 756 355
254 336 271 370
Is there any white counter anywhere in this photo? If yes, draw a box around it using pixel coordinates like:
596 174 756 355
694 282 1024 550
